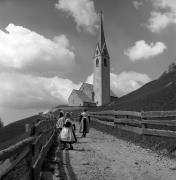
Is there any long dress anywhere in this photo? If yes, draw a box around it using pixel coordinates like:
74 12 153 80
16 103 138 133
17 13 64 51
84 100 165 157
56 117 65 132
60 118 77 143
79 112 90 133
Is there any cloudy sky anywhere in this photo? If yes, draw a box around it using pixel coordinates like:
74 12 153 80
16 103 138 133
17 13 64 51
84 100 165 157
0 0 175 125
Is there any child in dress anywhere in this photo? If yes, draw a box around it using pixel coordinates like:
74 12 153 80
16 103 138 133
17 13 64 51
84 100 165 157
56 111 65 133
59 112 77 150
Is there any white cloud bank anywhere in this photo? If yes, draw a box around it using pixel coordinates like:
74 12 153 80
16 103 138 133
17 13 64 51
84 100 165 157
0 72 81 110
147 0 176 32
0 24 75 75
86 71 151 97
55 0 99 33
124 40 167 61
0 24 78 125
110 71 151 96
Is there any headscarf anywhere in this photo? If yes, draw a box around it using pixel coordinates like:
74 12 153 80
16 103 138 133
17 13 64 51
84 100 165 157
65 112 71 119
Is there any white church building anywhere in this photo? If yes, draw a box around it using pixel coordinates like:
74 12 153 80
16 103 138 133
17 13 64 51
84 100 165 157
68 12 117 107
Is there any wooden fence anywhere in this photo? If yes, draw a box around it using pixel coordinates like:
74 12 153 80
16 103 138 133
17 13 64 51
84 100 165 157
90 110 176 138
1 109 176 179
0 112 57 180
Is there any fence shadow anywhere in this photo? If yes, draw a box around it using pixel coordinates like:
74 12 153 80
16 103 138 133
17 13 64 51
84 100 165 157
41 142 77 180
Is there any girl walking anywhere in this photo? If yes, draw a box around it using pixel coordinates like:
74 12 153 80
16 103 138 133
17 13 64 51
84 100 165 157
59 112 77 150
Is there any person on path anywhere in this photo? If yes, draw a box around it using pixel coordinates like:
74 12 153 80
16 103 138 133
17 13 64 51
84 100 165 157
79 109 90 137
55 111 65 147
56 111 65 134
59 112 77 150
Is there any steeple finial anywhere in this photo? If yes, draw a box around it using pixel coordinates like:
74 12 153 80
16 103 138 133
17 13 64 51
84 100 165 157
98 11 106 51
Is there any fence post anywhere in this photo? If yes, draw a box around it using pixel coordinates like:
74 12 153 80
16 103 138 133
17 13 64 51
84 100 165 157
141 111 145 135
25 123 30 133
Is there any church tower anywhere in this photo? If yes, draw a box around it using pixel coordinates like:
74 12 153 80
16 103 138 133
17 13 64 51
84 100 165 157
93 12 110 106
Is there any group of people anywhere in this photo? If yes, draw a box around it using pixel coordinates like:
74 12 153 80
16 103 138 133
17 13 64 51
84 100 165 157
56 109 90 150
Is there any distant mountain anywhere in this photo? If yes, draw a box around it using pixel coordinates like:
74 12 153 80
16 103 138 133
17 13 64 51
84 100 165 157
109 62 176 111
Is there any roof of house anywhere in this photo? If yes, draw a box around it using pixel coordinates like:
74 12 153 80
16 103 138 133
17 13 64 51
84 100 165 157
73 89 93 103
79 83 94 92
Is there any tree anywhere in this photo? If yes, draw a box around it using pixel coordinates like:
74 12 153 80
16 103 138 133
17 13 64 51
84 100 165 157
0 117 4 128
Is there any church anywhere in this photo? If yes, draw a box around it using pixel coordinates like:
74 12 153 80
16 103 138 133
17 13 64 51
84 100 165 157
68 12 117 107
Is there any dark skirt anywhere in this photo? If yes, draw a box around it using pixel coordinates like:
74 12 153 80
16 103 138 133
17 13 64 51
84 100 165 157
79 118 90 133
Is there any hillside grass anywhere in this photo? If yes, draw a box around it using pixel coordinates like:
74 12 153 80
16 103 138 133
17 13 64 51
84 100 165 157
0 115 39 150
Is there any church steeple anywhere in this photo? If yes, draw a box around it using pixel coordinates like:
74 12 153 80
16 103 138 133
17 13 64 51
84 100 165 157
98 11 106 51
97 11 109 58
93 11 110 106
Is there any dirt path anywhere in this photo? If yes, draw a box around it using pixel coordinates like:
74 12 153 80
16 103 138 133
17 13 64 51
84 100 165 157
68 122 176 180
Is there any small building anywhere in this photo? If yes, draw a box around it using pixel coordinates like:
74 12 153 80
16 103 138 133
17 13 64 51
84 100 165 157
68 87 96 107
68 82 117 106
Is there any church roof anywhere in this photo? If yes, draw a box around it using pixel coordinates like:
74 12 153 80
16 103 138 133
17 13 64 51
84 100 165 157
73 89 93 103
98 11 106 51
79 83 94 92
95 11 109 58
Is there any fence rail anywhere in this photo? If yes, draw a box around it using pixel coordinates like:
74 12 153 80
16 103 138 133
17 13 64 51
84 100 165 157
90 110 176 138
0 112 57 180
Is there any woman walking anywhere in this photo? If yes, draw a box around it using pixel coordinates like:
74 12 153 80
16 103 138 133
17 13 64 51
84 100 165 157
55 111 65 147
56 111 65 133
79 109 90 137
59 112 77 150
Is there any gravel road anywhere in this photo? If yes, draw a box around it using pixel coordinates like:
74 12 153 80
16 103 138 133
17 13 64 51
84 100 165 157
68 123 176 180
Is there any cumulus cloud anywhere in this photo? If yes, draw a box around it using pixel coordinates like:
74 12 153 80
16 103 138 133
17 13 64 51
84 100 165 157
85 74 93 84
124 40 167 61
147 0 176 32
147 12 173 33
0 72 81 110
55 0 99 33
132 1 143 9
86 71 151 97
0 24 75 76
110 71 151 97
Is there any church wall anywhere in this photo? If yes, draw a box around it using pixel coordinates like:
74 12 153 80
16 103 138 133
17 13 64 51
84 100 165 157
93 55 110 106
83 102 96 107
101 57 110 105
68 92 84 106
80 84 94 101
93 56 103 106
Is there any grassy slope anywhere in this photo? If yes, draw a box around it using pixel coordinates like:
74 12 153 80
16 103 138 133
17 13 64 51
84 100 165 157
0 115 39 150
109 70 176 111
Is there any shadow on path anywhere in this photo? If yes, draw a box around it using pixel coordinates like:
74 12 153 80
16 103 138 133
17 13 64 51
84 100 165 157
41 143 77 180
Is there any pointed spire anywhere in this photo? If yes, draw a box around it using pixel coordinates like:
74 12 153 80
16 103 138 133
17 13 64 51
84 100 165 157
98 11 106 51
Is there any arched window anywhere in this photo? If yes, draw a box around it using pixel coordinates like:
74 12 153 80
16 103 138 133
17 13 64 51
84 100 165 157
96 58 99 67
96 50 99 55
104 58 107 67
